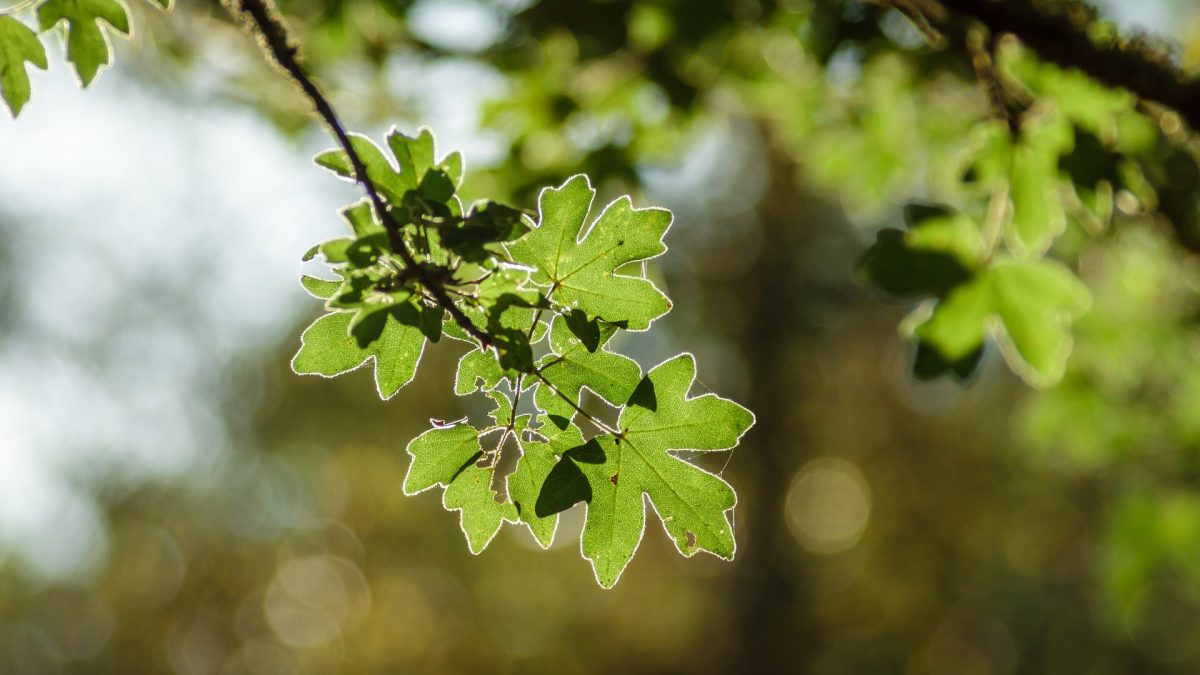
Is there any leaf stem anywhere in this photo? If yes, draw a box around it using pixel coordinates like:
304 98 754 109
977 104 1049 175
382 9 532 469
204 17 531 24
981 183 1009 260
507 374 524 431
531 369 619 436
521 293 617 436
228 0 492 349
501 305 546 441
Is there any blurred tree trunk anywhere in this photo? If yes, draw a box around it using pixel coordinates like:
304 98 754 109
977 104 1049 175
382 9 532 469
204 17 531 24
724 144 824 670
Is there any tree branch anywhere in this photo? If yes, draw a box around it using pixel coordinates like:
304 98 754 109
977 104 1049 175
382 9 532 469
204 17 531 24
226 0 492 348
935 0 1200 130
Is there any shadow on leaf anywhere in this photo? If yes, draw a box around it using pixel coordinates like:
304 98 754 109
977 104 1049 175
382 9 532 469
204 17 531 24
535 438 605 517
627 374 657 412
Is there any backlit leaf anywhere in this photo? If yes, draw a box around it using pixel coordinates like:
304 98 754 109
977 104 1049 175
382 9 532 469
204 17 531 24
507 175 672 330
0 16 47 117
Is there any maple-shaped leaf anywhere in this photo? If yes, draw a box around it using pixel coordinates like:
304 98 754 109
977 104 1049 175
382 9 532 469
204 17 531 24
508 420 587 548
291 310 427 399
402 422 517 554
507 175 672 330
299 274 341 299
443 200 529 263
454 347 506 395
37 0 130 86
542 354 754 587
314 127 463 214
966 115 1073 257
916 258 1091 387
987 258 1092 386
534 314 641 423
0 16 47 117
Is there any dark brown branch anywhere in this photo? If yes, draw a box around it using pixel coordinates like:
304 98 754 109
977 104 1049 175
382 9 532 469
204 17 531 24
226 0 492 348
964 24 1020 134
935 0 1200 131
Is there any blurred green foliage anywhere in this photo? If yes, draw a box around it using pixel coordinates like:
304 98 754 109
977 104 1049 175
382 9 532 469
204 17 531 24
5 0 1200 672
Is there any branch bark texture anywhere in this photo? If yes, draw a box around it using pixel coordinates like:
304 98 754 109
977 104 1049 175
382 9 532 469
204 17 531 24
937 0 1200 130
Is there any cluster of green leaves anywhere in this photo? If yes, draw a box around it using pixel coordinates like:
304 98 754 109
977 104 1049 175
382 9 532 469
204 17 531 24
859 200 1092 386
0 0 169 117
853 35 1171 388
294 128 754 587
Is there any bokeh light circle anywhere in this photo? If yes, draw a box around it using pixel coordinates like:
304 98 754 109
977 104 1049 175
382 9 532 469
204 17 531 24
784 457 871 554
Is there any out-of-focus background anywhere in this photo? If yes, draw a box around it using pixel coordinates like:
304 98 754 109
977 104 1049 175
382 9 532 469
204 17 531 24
3 0 1200 672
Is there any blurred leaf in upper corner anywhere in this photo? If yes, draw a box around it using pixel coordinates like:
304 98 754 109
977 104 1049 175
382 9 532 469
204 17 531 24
998 40 1157 154
37 0 131 86
0 16 47 116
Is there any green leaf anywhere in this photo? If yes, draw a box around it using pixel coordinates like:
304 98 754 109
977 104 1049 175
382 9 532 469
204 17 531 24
557 354 754 587
291 310 426 399
402 423 517 554
441 151 464 188
914 258 1091 387
858 229 974 299
963 120 1012 187
561 308 602 351
341 199 384 238
315 128 462 212
486 390 513 426
509 421 587 548
915 277 991 360
1009 139 1066 255
458 265 546 366
299 274 340 299
476 264 543 309
37 0 130 87
445 460 518 554
534 315 642 422
858 203 983 300
912 340 984 382
347 303 392 348
966 113 1072 256
324 274 373 309
303 237 354 263
901 203 985 267
441 201 530 263
387 127 435 190
989 258 1092 387
0 16 47 117
455 348 506 395
344 232 389 267
507 175 672 330
314 134 404 201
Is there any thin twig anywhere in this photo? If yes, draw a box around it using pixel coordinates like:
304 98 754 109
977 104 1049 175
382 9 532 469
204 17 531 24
228 0 492 348
532 370 620 436
884 0 947 49
508 373 525 430
965 24 1019 134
